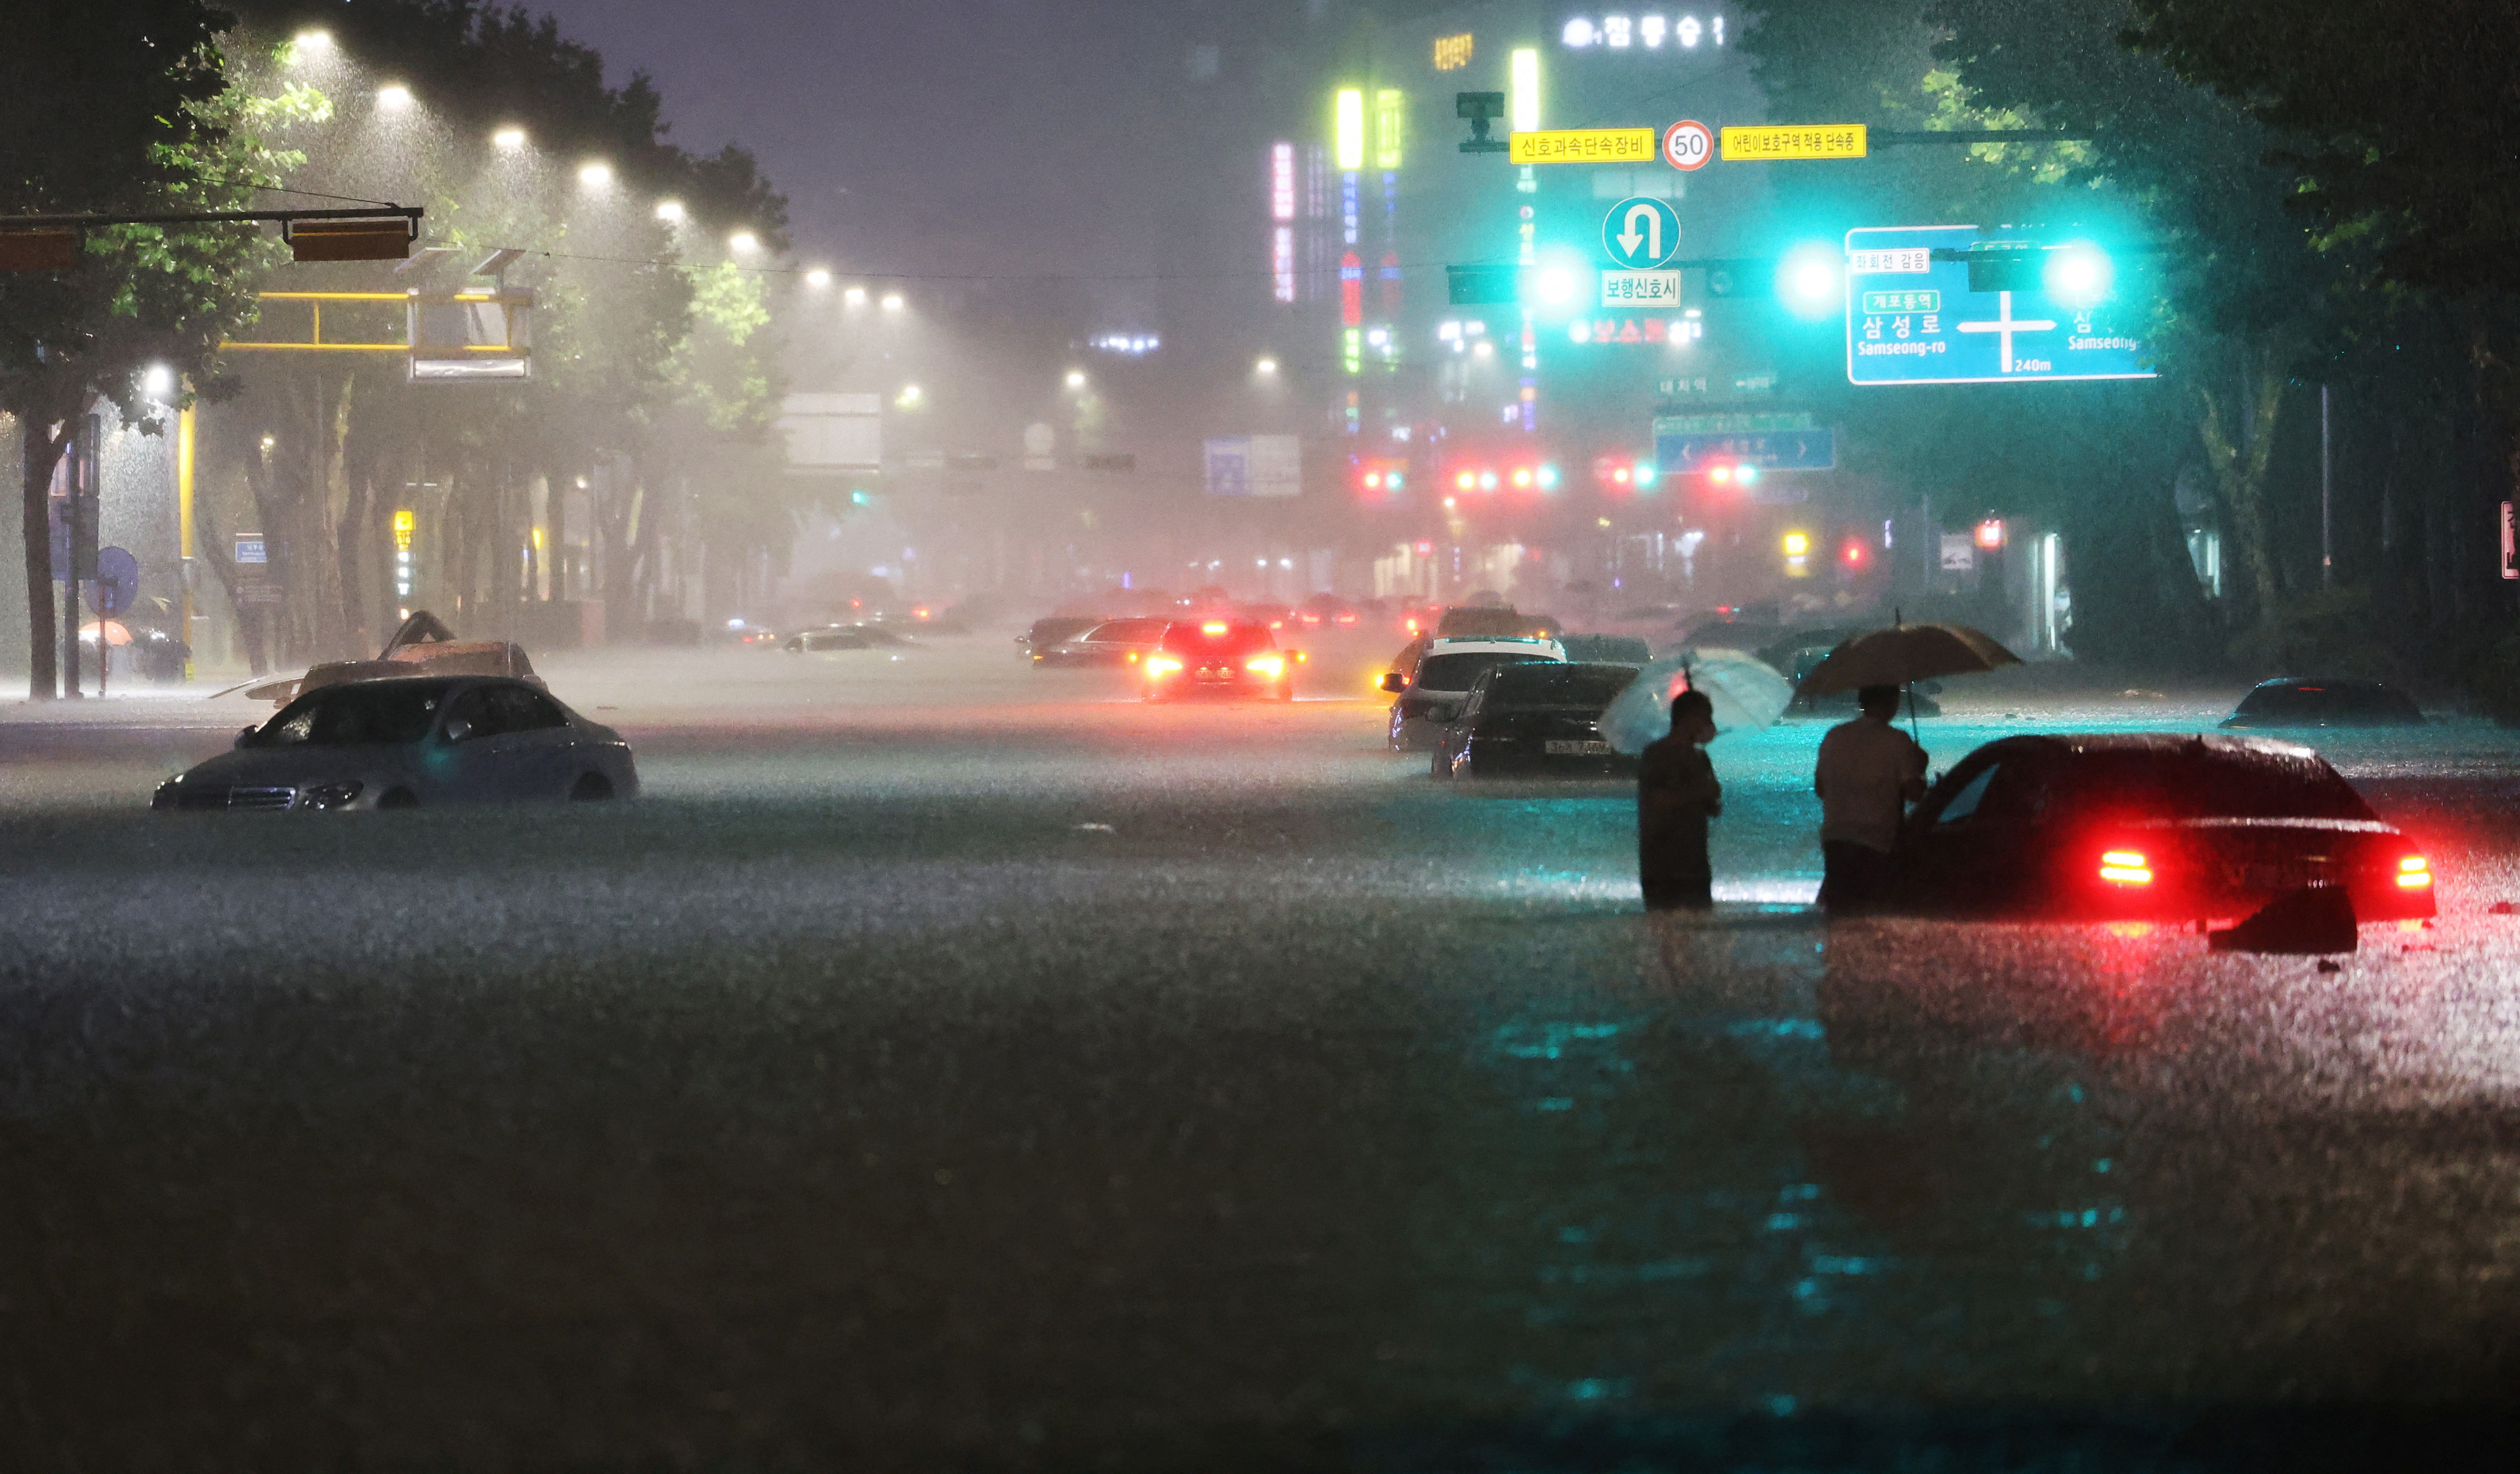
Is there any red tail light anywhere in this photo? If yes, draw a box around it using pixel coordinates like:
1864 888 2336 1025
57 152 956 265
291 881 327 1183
2098 850 2153 885
2396 855 2432 889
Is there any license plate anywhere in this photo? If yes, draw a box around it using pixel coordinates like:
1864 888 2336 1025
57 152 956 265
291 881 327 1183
1545 740 1613 756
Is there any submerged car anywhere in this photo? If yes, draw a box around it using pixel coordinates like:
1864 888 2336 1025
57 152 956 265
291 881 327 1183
1033 617 1170 668
154 676 638 811
2219 676 2425 729
1019 616 1103 663
1431 662 1641 779
1142 619 1299 700
1888 733 2433 923
785 623 910 653
1383 636 1565 750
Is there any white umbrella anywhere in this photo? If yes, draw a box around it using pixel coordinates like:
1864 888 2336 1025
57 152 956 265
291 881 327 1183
1600 647 1793 755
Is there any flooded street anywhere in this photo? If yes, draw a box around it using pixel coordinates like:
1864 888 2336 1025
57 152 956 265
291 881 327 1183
3 643 2515 1466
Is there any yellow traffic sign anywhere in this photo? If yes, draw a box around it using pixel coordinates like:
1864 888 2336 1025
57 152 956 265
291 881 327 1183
1721 124 1868 161
1509 128 1658 165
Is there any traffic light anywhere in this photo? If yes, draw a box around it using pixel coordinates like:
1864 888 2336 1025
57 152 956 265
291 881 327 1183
2042 242 2113 307
1838 536 1870 571
1703 461 1760 488
1352 456 1409 498
1782 530 1811 576
1591 456 1661 492
1776 242 1842 319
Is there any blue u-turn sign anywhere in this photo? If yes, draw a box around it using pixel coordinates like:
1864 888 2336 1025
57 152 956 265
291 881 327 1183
1602 197 1682 270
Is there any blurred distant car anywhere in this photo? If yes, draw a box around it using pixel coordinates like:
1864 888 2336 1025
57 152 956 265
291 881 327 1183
1430 662 1642 779
1019 617 1102 663
1888 733 2433 923
1034 617 1170 668
154 676 637 812
1297 594 1360 630
1143 619 1299 701
720 620 781 647
1382 636 1566 750
786 624 909 654
2219 676 2426 730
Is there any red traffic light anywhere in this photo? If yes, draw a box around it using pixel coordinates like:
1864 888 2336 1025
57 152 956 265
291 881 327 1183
1839 538 1869 568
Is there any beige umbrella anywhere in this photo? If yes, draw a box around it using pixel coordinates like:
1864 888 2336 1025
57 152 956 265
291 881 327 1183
1795 620 2021 736
77 619 133 647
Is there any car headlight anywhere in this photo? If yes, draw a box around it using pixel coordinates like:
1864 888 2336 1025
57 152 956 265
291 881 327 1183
302 780 364 811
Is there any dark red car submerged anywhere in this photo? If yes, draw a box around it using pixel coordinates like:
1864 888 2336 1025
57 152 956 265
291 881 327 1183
1891 733 2434 925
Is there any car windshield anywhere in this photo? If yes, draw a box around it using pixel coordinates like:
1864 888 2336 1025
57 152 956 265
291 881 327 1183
1414 651 1553 691
1482 664 1636 710
1085 619 1168 642
250 683 447 747
2057 747 2377 821
1160 622 1273 656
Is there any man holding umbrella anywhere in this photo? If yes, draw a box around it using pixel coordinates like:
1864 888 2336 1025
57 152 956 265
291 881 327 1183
1814 684 1928 911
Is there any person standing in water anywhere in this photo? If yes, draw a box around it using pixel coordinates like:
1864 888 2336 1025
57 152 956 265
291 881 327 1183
1638 689 1722 910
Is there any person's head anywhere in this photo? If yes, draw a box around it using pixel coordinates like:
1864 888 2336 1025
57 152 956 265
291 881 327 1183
1670 689 1716 743
1857 684 1902 720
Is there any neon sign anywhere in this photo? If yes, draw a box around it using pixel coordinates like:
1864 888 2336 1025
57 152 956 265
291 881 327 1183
1560 13 1725 49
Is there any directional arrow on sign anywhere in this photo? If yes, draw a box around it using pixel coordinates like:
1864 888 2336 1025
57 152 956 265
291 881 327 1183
1602 196 1681 270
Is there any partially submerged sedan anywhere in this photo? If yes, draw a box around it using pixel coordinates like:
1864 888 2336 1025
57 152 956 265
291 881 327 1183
2219 675 2426 729
155 676 638 812
1889 733 2432 924
1431 662 1641 779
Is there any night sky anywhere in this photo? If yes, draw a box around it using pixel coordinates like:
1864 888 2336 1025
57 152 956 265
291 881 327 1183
527 0 1225 295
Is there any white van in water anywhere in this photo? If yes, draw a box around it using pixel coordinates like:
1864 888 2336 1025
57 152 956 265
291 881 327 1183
1380 636 1567 751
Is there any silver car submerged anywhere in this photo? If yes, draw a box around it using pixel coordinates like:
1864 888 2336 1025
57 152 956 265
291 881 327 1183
154 675 639 812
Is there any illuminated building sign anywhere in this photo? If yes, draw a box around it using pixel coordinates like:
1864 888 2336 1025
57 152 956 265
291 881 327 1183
1090 334 1161 355
1433 33 1474 71
1340 253 1363 327
1271 142 1296 221
391 508 415 550
1334 88 1365 172
1568 316 1698 345
1560 12 1726 49
1273 228 1296 304
1375 89 1405 170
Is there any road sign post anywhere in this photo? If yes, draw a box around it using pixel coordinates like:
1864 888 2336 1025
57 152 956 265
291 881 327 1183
1845 225 2154 386
1601 197 1682 270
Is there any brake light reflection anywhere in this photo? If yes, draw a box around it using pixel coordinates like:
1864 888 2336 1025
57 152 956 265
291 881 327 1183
2099 850 2154 885
2397 855 2432 889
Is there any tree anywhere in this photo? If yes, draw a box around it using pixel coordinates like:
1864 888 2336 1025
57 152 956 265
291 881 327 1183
0 1 273 697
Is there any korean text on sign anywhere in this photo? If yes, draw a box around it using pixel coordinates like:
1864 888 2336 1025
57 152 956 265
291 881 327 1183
1601 271 1682 306
1849 248 1931 274
1509 128 1659 165
1719 124 1868 161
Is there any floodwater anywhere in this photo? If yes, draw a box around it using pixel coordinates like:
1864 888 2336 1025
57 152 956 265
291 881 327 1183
1 635 2516 1468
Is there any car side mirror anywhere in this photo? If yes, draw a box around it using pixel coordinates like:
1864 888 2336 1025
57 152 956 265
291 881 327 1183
1380 672 1407 693
235 725 257 748
442 716 474 743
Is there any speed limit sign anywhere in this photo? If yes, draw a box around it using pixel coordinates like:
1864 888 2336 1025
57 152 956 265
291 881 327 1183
1663 119 1714 171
